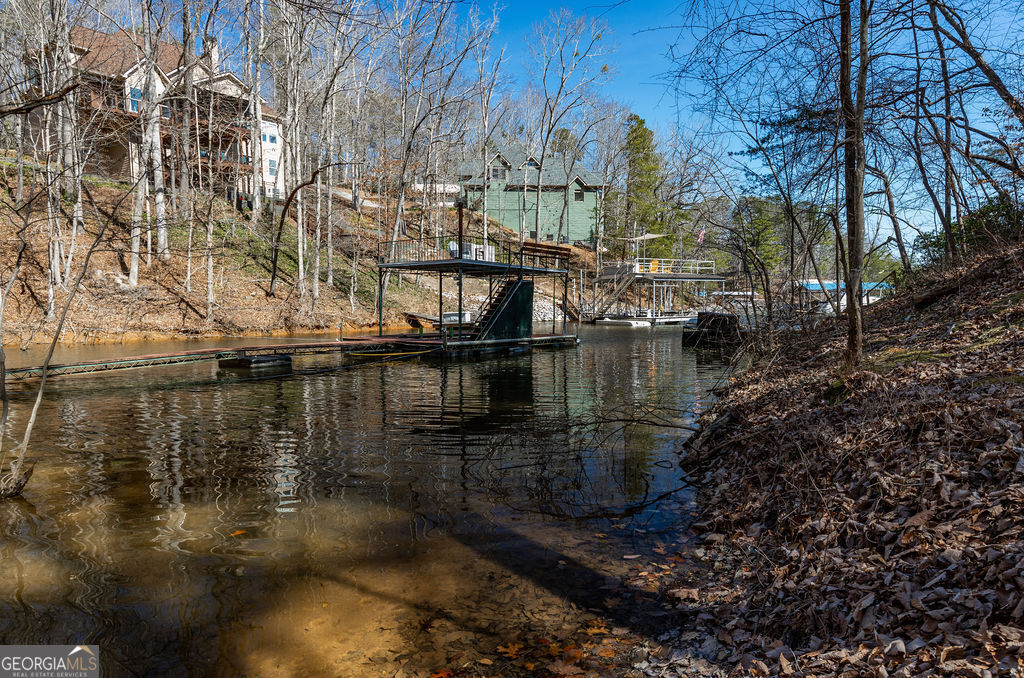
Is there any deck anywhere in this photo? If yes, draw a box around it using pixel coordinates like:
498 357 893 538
598 259 726 284
4 334 579 382
377 236 568 276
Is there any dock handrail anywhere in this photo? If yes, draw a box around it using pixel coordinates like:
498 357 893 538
377 235 569 271
633 259 716 275
377 235 517 266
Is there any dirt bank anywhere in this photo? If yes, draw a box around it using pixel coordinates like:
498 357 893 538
651 244 1024 677
0 179 528 347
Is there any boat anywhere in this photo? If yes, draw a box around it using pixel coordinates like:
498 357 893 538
595 317 653 327
595 313 697 327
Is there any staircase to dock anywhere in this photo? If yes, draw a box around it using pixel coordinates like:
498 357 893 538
463 278 522 341
591 265 636 317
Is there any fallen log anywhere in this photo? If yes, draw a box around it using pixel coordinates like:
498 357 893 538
912 281 959 308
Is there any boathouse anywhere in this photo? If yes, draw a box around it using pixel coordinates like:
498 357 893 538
375 202 578 356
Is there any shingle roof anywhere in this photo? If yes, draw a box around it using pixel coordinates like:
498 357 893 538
71 26 184 78
69 26 281 118
459 147 604 188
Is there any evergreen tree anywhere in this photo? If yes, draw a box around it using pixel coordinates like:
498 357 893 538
623 114 661 244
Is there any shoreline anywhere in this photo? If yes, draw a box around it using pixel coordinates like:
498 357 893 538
1 322 419 348
634 244 1024 677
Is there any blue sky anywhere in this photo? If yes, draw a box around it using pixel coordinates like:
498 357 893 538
490 0 691 132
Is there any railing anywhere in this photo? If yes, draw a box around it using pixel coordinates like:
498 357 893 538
377 236 567 271
592 265 637 316
634 259 716 275
80 92 249 134
378 235 515 266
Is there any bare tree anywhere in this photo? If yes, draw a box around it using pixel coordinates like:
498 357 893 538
527 10 609 242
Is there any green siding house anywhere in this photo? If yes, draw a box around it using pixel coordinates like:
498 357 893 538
459 147 604 244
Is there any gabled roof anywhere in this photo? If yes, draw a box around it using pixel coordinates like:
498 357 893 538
68 25 281 119
70 26 183 78
459 144 604 189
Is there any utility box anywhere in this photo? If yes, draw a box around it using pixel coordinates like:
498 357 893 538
447 242 496 261
470 244 495 261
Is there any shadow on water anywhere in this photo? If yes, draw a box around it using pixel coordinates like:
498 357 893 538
0 326 729 676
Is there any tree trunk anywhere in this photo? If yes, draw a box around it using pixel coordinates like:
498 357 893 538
839 0 867 366
249 0 265 229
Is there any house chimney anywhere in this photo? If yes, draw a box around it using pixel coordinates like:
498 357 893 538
203 35 219 72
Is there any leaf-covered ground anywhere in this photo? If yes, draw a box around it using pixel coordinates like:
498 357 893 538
671 244 1024 677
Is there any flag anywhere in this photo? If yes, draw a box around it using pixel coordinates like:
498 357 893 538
697 225 705 244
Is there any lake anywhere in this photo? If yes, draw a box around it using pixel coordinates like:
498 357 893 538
0 326 729 676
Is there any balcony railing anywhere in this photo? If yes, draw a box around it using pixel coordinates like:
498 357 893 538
378 235 520 267
80 93 250 135
633 258 716 275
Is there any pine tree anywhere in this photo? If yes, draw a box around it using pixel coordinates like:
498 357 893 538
623 114 662 251
623 114 660 231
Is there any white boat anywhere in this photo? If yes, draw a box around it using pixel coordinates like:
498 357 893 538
652 315 696 326
595 314 697 327
595 317 652 327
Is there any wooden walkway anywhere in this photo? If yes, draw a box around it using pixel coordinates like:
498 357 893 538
4 334 578 382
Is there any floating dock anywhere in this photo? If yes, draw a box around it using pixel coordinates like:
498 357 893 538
4 333 578 383
588 258 727 322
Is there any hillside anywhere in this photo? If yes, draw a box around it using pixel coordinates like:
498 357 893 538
651 243 1024 676
0 175 552 347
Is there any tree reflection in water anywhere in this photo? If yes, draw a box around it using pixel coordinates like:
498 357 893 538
0 327 730 676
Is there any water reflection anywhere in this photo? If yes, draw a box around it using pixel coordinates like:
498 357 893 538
0 326 728 676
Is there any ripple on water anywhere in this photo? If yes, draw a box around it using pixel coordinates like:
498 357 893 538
0 326 730 675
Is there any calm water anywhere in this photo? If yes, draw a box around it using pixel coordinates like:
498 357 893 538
0 327 729 677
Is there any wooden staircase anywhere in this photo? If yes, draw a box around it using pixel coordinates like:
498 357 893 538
560 296 581 322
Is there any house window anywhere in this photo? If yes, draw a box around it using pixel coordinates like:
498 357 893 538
574 189 584 202
160 104 170 118
261 133 267 142
269 135 277 144
526 159 539 168
490 167 505 180
545 233 554 242
268 159 277 176
129 88 142 112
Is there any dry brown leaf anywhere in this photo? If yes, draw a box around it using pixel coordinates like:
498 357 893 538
545 660 584 676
